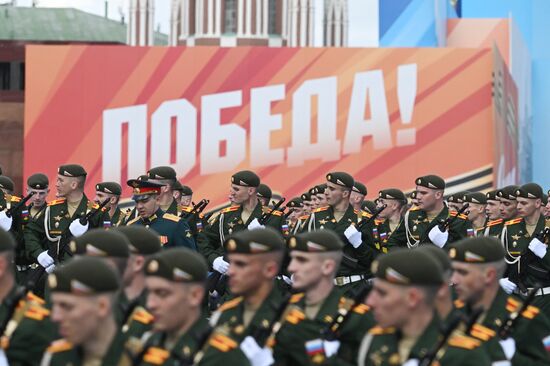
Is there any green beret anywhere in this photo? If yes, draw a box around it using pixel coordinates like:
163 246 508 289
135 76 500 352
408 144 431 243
27 173 49 190
416 246 451 273
486 190 499 201
315 184 327 194
231 170 260 187
352 182 367 196
95 182 122 196
115 226 161 255
308 186 317 195
173 181 193 196
361 200 377 213
49 256 120 294
70 229 130 258
410 191 417 199
463 192 487 205
543 194 548 206
137 174 149 181
257 184 272 199
415 175 445 190
326 172 354 190
372 249 443 286
447 191 469 203
379 188 406 202
497 185 519 200
0 176 14 192
148 166 177 181
286 197 303 208
448 237 505 263
515 183 543 200
301 192 312 201
0 229 16 252
288 230 343 252
58 164 87 177
127 179 163 201
224 227 284 254
145 248 207 283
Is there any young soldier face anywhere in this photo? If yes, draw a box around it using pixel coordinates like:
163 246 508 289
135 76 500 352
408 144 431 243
499 198 517 220
467 203 485 222
316 193 327 207
227 253 271 296
287 251 325 291
135 195 159 219
229 184 253 205
94 191 116 209
415 186 441 212
55 175 77 198
448 202 463 212
366 279 410 328
485 200 500 220
258 196 270 207
325 182 349 207
450 262 486 305
26 187 49 207
517 197 541 218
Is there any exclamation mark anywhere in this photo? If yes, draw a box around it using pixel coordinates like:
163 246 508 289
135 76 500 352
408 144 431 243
396 64 417 146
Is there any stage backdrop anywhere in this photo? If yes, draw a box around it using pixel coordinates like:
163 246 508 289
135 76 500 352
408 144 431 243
25 45 511 207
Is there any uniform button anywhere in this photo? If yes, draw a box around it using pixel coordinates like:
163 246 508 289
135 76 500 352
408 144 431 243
145 225 149 229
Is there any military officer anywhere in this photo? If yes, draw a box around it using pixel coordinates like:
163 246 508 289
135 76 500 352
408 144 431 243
374 189 406 254
358 249 490 366
24 164 111 272
94 181 127 226
125 179 195 250
449 236 550 364
463 192 487 236
26 173 49 221
386 175 472 250
349 181 367 212
40 257 131 365
0 229 55 365
273 230 375 365
146 166 180 215
484 189 504 237
131 248 210 365
257 184 273 207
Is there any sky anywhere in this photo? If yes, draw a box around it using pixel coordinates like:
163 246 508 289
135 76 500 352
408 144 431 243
10 0 371 46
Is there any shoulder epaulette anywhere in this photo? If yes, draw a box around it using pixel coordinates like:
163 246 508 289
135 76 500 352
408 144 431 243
353 304 370 315
506 297 521 313
470 324 496 341
298 214 310 220
126 216 141 226
25 304 50 321
290 293 304 304
368 326 395 335
409 206 421 212
131 307 154 325
46 339 73 353
505 218 523 226
180 206 193 213
262 207 272 214
162 213 180 222
271 210 283 216
375 219 385 225
453 299 465 309
448 334 481 350
221 206 240 214
361 211 373 218
449 211 468 220
487 219 504 227
209 333 238 352
10 196 21 203
217 296 243 312
285 308 306 324
27 292 45 305
48 199 66 206
313 206 330 213
143 347 170 365
521 305 540 319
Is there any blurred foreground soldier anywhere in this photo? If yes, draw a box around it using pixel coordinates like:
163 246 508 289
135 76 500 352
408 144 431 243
463 192 487 236
94 181 126 226
0 229 55 365
25 164 110 271
147 166 179 215
484 190 504 237
257 184 272 207
0 176 14 195
273 231 374 365
132 248 209 364
126 179 195 250
359 249 490 366
41 257 130 365
349 181 367 212
374 189 406 254
387 175 472 250
449 237 550 364
26 173 49 220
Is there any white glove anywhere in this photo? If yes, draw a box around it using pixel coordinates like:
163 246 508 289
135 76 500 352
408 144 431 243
37 251 55 268
322 340 341 357
213 256 230 274
528 238 547 259
499 338 516 360
69 219 89 237
344 225 362 248
240 336 274 366
0 348 8 366
428 226 449 248
0 211 13 231
248 218 265 231
403 359 419 366
499 278 517 294
45 264 56 274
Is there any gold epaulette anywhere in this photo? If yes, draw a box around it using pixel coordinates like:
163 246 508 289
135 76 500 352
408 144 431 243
409 206 421 212
505 218 523 226
298 215 310 220
24 304 50 321
470 324 496 341
448 334 482 350
375 219 385 226
143 347 170 365
361 211 373 218
313 206 330 213
48 199 66 206
487 219 504 227
290 293 304 304
126 216 141 226
221 206 240 214
521 305 540 319
209 333 238 352
27 292 45 305
10 195 21 203
131 307 154 325
162 213 180 222
453 299 465 309
262 207 272 214
449 211 468 220
180 206 193 213
46 339 73 353
353 304 370 315
271 210 283 217
368 326 395 335
505 297 521 313
285 308 306 324
217 296 243 312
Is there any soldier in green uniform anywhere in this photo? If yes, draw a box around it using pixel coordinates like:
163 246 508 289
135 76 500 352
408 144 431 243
498 183 550 311
284 197 304 236
301 192 313 215
130 248 210 365
173 181 193 207
358 249 490 366
125 179 195 250
273 230 375 365
361 201 377 215
447 191 468 212
349 181 367 212
315 184 328 209
449 236 550 365
24 164 111 273
0 229 56 365
374 189 406 255
463 192 487 236
26 173 49 221
483 189 504 237
94 181 127 227
498 185 520 221
41 257 131 365
386 175 473 250
257 184 273 207
0 176 15 195
147 166 180 215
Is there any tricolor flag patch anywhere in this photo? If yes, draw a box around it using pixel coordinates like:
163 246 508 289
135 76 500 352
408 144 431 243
103 221 112 228
380 232 387 241
305 339 324 356
542 335 550 352
467 228 474 237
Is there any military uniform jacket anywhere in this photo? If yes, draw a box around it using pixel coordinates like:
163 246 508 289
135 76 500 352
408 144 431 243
386 205 472 250
0 193 29 266
273 289 375 366
358 315 490 366
1 287 55 366
303 205 376 277
126 208 196 250
180 205 206 243
111 207 129 227
462 288 550 365
41 330 130 366
116 290 154 343
24 195 111 262
481 218 504 238
372 219 403 255
197 203 283 266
